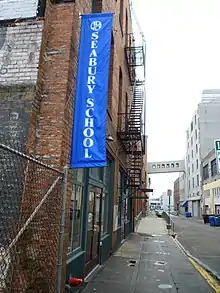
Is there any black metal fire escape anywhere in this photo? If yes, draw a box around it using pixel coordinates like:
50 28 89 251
118 32 146 189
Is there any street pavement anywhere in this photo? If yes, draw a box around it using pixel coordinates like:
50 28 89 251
81 216 215 293
172 215 220 279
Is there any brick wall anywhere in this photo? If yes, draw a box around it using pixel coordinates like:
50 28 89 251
0 20 43 144
0 21 43 85
0 0 39 20
24 1 92 291
174 177 180 210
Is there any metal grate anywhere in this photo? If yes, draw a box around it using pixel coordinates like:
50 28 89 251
0 139 64 293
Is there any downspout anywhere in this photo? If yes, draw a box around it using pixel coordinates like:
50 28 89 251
92 0 97 13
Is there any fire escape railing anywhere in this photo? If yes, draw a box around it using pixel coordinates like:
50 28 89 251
118 32 146 189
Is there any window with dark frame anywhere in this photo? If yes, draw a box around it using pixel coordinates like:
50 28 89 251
68 184 83 252
211 159 217 177
203 164 209 180
197 174 199 186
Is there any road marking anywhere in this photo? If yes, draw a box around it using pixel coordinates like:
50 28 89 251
189 257 220 293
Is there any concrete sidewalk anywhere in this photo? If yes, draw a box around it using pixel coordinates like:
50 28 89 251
81 216 215 293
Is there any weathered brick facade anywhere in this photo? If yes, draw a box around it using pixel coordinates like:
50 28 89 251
0 0 39 20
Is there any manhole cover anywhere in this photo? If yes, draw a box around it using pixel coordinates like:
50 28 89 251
155 261 166 266
129 260 137 264
158 284 172 289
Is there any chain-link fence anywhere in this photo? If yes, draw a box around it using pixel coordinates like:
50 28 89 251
0 139 66 293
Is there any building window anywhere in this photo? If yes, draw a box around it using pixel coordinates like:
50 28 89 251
192 163 194 173
195 129 197 140
203 164 209 180
187 130 189 139
68 184 83 252
196 144 198 153
197 174 199 186
192 177 195 188
191 150 193 158
188 180 190 190
191 136 193 146
117 170 123 227
188 155 190 162
191 121 193 132
211 159 217 177
195 115 197 125
90 167 104 181
196 159 199 169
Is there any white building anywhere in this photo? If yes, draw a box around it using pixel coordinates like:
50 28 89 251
149 197 161 210
185 89 220 216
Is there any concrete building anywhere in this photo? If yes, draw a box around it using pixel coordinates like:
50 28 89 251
0 1 147 291
202 149 220 214
185 90 220 217
173 177 180 211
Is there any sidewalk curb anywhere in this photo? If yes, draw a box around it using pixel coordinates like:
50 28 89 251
173 236 220 283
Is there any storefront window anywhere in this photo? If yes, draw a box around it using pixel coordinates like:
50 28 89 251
90 167 104 181
68 185 83 252
73 169 84 183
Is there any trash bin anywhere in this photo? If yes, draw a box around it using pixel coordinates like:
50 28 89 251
209 216 216 227
215 216 220 227
185 212 192 218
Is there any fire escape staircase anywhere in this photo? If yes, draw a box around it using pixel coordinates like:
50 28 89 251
118 81 145 188
118 15 146 188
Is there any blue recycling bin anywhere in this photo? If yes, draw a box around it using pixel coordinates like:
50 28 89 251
209 216 216 226
215 217 220 226
185 212 192 218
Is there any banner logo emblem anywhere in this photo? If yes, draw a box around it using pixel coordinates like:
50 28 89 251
90 21 102 31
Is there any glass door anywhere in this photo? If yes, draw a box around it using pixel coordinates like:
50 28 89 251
85 186 102 275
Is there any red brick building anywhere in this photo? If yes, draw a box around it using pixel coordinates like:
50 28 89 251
0 0 147 292
174 177 180 211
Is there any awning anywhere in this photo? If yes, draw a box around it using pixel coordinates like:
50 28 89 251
181 200 188 208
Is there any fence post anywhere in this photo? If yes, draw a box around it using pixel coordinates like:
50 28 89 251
57 166 69 293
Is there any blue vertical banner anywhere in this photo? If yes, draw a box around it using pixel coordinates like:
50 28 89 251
70 13 113 169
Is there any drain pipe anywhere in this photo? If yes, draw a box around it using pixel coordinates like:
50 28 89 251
92 0 97 13
57 166 68 293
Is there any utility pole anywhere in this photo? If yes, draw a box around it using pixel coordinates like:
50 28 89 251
167 189 172 234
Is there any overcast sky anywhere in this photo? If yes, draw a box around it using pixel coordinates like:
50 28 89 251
134 0 220 197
